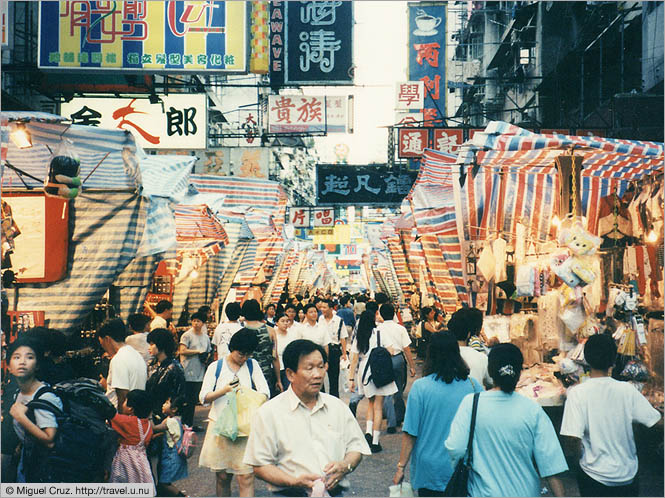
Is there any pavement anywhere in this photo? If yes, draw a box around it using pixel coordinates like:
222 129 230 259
176 353 664 497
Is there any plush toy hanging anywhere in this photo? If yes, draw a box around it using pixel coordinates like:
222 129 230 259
551 221 601 290
44 139 81 199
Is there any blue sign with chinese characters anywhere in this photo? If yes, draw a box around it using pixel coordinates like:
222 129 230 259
285 1 353 84
408 2 446 126
316 165 417 205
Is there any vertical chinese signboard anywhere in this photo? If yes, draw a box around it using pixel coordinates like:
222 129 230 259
61 95 207 149
408 2 446 126
38 1 247 71
290 207 311 228
284 1 353 84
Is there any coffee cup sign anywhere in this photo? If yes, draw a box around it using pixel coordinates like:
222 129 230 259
414 9 441 34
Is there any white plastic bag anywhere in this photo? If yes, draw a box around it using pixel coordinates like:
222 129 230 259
389 482 414 497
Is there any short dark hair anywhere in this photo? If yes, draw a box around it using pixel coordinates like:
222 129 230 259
420 306 433 321
190 311 207 322
168 395 189 416
228 328 259 354
447 308 476 342
285 303 297 312
282 339 327 372
225 302 242 321
424 332 470 383
7 335 44 365
128 313 151 333
96 318 128 342
304 303 318 314
340 295 350 306
295 294 303 301
147 328 177 356
197 305 211 316
467 308 484 335
379 303 395 321
126 390 152 419
154 300 173 314
365 301 379 314
25 326 67 357
584 334 617 371
241 299 263 321
320 299 333 308
375 292 390 305
265 303 276 311
488 343 523 393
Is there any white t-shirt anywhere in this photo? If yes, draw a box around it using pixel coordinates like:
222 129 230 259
125 332 151 365
318 314 348 346
150 316 168 331
460 346 492 387
212 321 242 356
107 345 148 408
375 320 411 354
560 376 661 485
275 327 303 370
300 321 330 348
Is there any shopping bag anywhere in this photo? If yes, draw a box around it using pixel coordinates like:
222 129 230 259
213 390 239 441
389 482 414 497
236 387 267 437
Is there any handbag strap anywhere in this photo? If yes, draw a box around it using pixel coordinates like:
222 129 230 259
337 317 344 341
465 392 480 466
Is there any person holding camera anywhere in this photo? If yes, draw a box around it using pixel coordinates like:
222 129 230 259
178 311 211 431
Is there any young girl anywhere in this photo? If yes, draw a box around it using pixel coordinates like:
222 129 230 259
152 395 189 497
7 336 62 483
110 389 154 486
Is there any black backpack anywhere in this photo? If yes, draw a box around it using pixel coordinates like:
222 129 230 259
362 330 395 388
24 378 118 483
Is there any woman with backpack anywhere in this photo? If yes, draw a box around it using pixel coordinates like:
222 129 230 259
6 335 62 483
348 310 397 454
198 328 270 497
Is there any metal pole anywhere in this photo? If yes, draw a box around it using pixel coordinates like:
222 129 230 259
580 53 584 126
599 38 603 103
620 16 625 93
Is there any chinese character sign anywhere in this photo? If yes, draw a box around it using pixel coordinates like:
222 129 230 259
398 128 428 158
61 95 207 149
432 129 463 154
408 3 446 126
317 165 418 205
285 1 353 84
312 208 335 227
290 208 311 228
38 1 247 71
269 95 348 133
395 81 424 110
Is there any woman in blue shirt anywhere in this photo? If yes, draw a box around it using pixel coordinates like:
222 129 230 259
446 343 568 497
392 332 483 496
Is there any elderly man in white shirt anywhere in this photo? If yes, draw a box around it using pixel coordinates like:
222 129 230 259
376 303 416 433
317 300 348 398
244 339 371 497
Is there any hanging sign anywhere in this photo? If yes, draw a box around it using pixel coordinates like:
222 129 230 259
398 128 428 158
312 208 335 227
284 1 353 84
408 3 446 126
290 207 311 228
395 81 425 110
432 129 463 154
395 111 423 128
38 1 247 72
61 95 207 149
317 165 418 205
268 95 350 133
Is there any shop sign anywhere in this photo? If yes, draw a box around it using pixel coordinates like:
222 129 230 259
312 208 335 227
1 0 11 48
432 129 463 154
269 1 285 86
61 95 207 149
317 164 418 205
395 81 425 110
38 1 247 72
250 1 269 75
575 129 606 138
284 1 353 84
398 128 428 158
289 207 311 228
268 95 350 133
408 3 446 126
395 111 423 128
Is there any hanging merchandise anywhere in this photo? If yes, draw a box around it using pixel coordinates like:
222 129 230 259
492 237 508 282
552 221 602 288
45 139 81 199
476 243 496 282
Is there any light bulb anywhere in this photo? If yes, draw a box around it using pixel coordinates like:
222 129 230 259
646 230 659 244
10 124 32 149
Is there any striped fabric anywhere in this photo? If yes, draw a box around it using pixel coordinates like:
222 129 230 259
4 193 146 334
111 253 165 320
175 204 228 243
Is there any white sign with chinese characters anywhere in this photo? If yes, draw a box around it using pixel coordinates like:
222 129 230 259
395 111 423 127
268 95 350 133
395 81 424 110
61 95 207 149
312 208 335 227
290 207 311 228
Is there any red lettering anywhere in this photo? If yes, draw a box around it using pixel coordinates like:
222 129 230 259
270 21 283 33
272 60 282 71
272 47 282 58
272 34 283 46
271 8 282 20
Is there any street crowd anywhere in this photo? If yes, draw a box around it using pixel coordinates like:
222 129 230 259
1 290 661 497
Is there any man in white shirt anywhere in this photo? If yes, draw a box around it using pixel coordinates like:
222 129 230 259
149 299 175 334
317 300 348 398
212 302 243 357
299 304 329 357
447 308 492 388
560 334 661 497
244 339 371 496
97 318 147 409
125 313 152 366
376 303 416 432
